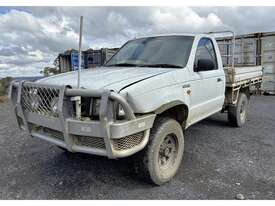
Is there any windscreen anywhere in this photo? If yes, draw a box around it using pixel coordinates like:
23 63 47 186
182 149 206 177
106 36 194 68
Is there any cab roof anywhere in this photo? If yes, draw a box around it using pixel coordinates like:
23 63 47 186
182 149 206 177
133 33 214 40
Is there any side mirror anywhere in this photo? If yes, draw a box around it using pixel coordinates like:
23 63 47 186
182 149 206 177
194 59 215 72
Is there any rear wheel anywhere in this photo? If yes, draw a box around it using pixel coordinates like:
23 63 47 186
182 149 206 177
134 117 184 185
228 93 248 127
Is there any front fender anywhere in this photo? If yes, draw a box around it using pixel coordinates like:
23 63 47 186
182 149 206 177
125 83 191 114
154 100 187 114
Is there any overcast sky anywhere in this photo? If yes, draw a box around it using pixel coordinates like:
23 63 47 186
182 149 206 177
0 6 275 77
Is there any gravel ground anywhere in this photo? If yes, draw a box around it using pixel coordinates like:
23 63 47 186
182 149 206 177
0 96 274 200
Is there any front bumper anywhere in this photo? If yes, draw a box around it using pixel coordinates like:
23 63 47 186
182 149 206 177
10 81 156 159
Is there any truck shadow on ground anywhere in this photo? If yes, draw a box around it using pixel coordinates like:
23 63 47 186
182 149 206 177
195 113 230 128
33 114 230 195
37 148 154 193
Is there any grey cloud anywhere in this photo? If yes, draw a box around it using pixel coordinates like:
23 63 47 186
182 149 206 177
0 6 275 77
192 7 275 34
0 46 26 56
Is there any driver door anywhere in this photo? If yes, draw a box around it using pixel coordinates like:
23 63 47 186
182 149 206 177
189 38 225 124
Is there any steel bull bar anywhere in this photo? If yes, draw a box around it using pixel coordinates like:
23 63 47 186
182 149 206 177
10 81 156 158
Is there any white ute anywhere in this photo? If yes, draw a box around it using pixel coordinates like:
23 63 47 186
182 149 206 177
10 31 263 185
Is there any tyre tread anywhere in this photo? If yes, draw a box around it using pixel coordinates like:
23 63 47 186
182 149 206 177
133 117 183 185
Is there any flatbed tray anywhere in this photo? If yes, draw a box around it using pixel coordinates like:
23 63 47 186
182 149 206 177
224 66 263 86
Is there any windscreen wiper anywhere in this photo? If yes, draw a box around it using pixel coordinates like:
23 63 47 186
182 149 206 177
106 63 139 67
139 64 182 68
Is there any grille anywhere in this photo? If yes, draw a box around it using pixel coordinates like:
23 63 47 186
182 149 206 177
21 85 60 118
30 124 64 141
43 128 64 141
74 135 106 149
112 132 144 151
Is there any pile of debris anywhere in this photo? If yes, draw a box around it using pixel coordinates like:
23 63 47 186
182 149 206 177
56 48 119 73
0 77 12 102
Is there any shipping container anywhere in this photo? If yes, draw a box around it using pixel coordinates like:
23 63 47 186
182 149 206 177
217 31 275 94
84 48 118 68
57 48 119 73
261 34 275 93
102 48 117 63
84 49 104 68
71 51 85 71
58 53 71 73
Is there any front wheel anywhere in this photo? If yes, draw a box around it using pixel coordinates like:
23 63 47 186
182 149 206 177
228 92 248 127
134 117 185 185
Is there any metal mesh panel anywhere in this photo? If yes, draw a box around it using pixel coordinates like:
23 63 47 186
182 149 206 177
21 85 60 118
43 128 64 141
74 135 105 149
112 132 144 151
30 124 64 141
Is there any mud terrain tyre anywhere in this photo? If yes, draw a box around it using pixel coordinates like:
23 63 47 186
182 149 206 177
134 117 185 185
228 92 248 127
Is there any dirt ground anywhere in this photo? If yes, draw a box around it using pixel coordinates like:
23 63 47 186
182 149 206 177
0 96 274 199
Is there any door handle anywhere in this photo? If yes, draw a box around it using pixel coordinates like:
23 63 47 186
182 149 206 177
182 84 190 88
217 78 222 82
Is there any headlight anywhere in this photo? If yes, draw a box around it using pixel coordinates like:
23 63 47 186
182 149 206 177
91 99 125 119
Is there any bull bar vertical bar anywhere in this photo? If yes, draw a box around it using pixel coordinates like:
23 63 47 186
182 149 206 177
65 87 136 158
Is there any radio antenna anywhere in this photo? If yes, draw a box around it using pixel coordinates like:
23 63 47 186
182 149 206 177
76 16 83 119
77 16 83 88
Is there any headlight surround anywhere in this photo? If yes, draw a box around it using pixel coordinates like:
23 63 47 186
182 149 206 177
90 98 126 119
92 98 100 116
117 104 125 119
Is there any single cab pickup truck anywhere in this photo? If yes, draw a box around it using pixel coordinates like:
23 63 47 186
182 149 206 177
10 32 263 185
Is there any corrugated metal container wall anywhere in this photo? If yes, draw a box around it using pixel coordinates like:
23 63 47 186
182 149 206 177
235 38 257 65
103 49 117 63
218 38 257 66
85 50 103 68
217 32 275 93
59 55 71 73
85 49 118 68
261 35 275 92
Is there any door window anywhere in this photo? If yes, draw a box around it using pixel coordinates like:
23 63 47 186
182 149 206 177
194 38 218 71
